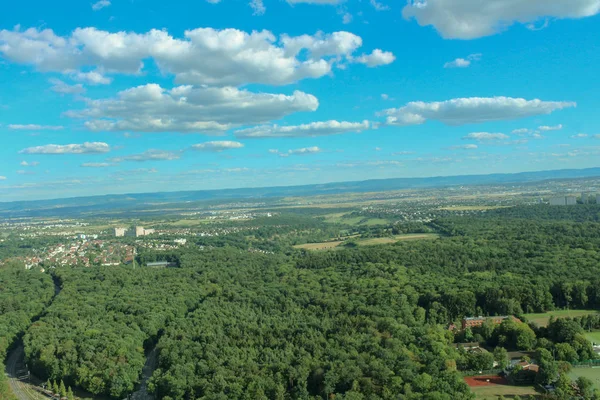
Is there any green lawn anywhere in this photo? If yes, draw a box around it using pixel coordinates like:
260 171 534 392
585 331 600 345
471 385 539 399
523 310 599 327
294 234 441 251
569 367 600 389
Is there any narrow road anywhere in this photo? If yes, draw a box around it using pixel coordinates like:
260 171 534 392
131 347 158 400
5 345 45 400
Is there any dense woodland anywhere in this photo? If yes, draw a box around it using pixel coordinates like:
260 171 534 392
1 205 600 399
0 262 55 399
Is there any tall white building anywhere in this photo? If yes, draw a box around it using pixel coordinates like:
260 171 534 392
114 227 127 237
549 197 566 206
566 196 577 205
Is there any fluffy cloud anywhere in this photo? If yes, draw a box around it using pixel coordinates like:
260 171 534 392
462 132 510 141
235 120 369 138
538 124 563 131
71 70 112 85
571 133 589 138
67 84 319 133
49 78 85 95
250 0 266 15
19 142 110 154
354 49 396 67
109 150 181 162
287 0 344 4
0 26 393 86
512 128 531 135
81 162 112 167
402 0 600 39
370 0 390 11
92 0 111 11
287 146 322 155
450 144 478 149
444 53 481 68
20 161 39 167
380 97 576 126
0 176 6 180
8 124 64 130
191 141 244 151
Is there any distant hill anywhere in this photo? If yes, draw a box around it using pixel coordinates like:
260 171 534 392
1 167 599 218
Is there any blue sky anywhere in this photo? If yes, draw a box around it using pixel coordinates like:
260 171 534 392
1 0 600 201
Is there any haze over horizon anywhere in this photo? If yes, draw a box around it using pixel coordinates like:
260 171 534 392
2 0 600 201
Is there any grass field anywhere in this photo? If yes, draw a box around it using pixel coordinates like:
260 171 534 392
322 213 390 226
293 241 345 250
569 367 600 389
585 331 600 345
471 385 539 399
439 205 509 211
293 234 440 250
524 310 599 327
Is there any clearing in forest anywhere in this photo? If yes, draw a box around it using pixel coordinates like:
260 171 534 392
464 375 539 399
569 367 600 389
524 310 599 327
293 234 440 250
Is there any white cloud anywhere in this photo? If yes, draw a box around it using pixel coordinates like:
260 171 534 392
354 49 396 67
49 78 86 95
285 146 322 156
206 0 222 3
450 144 478 149
444 53 481 68
342 13 353 24
19 142 110 154
67 84 319 134
0 176 6 181
370 0 390 11
402 0 600 39
593 134 600 139
393 151 415 155
235 120 369 138
462 132 510 141
92 0 111 11
381 94 390 100
20 161 39 167
8 124 64 130
512 128 531 135
0 26 392 86
191 141 244 151
250 0 266 15
538 124 563 131
71 70 112 85
109 149 181 162
81 162 112 167
380 97 576 126
571 133 589 138
287 0 344 4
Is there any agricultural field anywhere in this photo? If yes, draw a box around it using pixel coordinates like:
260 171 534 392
569 367 600 389
293 234 441 250
438 206 509 211
464 375 539 399
293 241 345 250
523 310 600 327
322 213 390 226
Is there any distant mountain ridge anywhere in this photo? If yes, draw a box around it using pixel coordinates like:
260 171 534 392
1 167 599 218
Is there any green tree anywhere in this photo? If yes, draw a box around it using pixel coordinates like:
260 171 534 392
59 380 67 398
493 347 509 369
